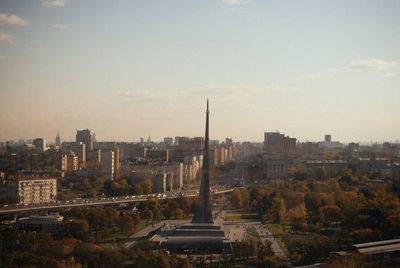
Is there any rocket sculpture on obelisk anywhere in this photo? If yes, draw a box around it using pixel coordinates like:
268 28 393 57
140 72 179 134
192 100 213 223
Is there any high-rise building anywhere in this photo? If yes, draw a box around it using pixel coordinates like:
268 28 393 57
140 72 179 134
33 138 46 152
318 135 343 153
146 149 169 162
76 129 94 151
87 149 101 163
94 142 119 175
61 142 86 164
301 142 319 156
101 150 114 181
174 136 180 146
61 153 79 173
174 137 204 163
164 137 173 146
262 131 297 179
55 132 61 146
348 142 360 159
325 134 332 142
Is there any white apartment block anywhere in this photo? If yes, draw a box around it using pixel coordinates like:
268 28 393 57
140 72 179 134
6 177 57 205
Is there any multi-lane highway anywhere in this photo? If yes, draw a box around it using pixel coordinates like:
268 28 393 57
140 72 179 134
0 188 234 215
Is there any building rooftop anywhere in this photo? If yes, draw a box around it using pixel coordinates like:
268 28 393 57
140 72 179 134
10 176 56 181
334 239 400 257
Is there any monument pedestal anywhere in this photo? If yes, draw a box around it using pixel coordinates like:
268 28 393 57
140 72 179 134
162 223 230 254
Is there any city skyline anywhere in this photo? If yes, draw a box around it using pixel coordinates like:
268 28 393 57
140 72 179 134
1 0 400 143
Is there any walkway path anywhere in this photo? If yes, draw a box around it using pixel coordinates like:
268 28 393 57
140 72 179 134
253 223 291 266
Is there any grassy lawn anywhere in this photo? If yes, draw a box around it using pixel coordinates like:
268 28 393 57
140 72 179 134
134 222 150 233
245 225 263 244
225 215 259 222
266 224 284 236
227 208 249 213
266 223 289 254
225 215 245 221
98 222 151 248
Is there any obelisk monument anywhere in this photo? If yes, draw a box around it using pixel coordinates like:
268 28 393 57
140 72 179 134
192 99 213 223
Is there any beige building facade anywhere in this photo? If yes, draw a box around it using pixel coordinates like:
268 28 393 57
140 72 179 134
5 177 57 204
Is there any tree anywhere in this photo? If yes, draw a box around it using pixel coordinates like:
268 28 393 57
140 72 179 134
171 208 184 219
270 197 286 223
143 181 153 194
86 208 107 232
146 197 161 220
132 211 141 225
133 184 144 195
73 242 100 267
288 205 307 230
69 219 90 241
143 209 154 222
229 189 243 208
288 164 308 180
319 205 343 226
118 214 135 234
93 176 105 190
315 166 327 180
105 206 119 227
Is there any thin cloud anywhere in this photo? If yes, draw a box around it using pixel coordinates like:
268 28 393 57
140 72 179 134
0 13 28 26
200 84 260 95
329 59 398 73
193 84 297 95
52 24 67 29
383 73 397 78
222 0 251 5
42 0 67 8
264 85 299 92
0 55 7 59
347 59 398 71
300 58 399 79
29 40 43 45
118 90 164 101
298 73 333 80
88 90 170 105
0 31 16 45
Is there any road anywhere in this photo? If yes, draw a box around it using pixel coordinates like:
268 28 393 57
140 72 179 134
0 189 234 215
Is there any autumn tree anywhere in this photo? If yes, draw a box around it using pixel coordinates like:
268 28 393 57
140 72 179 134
269 197 286 223
68 219 90 241
118 214 135 234
229 189 243 208
171 208 184 219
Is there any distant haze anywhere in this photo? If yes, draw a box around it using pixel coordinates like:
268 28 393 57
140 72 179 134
0 0 399 143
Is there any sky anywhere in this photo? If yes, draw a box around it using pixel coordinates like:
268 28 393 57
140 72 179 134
0 0 399 144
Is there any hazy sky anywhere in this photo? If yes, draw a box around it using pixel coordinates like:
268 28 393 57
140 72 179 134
1 0 399 143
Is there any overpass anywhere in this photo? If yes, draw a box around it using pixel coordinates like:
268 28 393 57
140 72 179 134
0 188 234 215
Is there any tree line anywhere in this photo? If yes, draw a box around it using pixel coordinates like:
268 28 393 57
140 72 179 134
228 169 400 265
